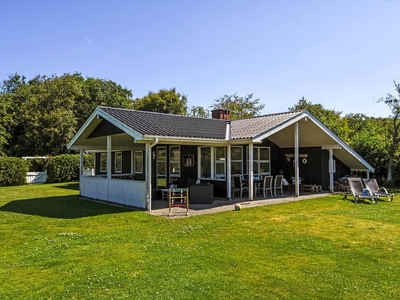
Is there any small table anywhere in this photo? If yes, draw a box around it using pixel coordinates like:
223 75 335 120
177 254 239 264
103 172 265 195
160 189 169 201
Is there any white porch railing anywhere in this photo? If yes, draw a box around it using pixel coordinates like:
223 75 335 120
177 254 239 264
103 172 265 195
80 176 147 208
26 171 48 184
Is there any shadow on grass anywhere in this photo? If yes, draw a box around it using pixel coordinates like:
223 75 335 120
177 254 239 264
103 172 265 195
0 195 133 219
51 182 80 191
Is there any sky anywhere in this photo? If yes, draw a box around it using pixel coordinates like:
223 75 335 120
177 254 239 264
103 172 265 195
0 0 399 118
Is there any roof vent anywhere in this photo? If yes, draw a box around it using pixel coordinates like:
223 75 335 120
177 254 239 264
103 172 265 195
211 109 230 120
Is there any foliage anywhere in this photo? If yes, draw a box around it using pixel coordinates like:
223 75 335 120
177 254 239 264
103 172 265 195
189 105 210 118
212 93 264 120
289 97 349 142
133 88 188 115
377 80 400 182
0 184 399 299
0 156 30 186
47 154 94 183
0 73 133 157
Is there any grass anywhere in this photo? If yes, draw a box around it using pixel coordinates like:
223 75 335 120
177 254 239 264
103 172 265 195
0 183 399 299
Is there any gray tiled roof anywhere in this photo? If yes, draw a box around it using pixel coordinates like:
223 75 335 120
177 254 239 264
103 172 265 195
230 111 304 139
99 107 228 139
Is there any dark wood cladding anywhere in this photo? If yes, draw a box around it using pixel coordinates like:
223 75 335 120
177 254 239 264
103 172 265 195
88 119 124 139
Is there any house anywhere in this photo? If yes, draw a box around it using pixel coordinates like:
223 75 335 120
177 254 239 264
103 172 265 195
67 106 374 211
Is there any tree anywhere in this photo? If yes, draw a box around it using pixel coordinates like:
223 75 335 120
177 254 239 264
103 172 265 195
74 75 133 129
289 97 349 142
133 88 188 115
212 93 264 120
188 105 210 118
378 80 400 183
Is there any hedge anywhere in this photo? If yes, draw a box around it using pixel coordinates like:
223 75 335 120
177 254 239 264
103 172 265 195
0 157 30 186
47 154 94 183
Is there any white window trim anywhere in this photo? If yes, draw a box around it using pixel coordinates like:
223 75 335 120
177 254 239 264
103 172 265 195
156 146 167 188
198 146 226 180
214 146 226 180
169 146 180 182
231 146 243 174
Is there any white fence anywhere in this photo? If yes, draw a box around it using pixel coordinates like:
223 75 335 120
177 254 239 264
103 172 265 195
80 176 147 208
26 171 48 184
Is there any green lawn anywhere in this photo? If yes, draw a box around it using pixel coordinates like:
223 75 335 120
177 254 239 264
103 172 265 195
0 183 399 299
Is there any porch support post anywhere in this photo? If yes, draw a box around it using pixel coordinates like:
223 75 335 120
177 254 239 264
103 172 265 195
329 148 334 192
79 149 84 179
107 136 112 180
146 143 152 212
294 122 299 197
227 144 232 200
249 142 254 201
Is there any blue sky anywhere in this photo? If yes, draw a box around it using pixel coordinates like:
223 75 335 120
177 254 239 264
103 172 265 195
0 0 399 117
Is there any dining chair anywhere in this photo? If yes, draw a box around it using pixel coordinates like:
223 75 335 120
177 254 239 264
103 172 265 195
274 175 284 197
232 175 248 198
263 175 274 198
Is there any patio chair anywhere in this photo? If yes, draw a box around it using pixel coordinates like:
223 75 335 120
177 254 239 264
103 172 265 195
274 175 284 197
347 177 377 204
262 175 274 198
363 178 394 202
232 175 248 198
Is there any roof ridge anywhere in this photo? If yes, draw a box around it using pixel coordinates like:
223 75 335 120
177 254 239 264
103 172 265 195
98 106 228 121
232 110 304 121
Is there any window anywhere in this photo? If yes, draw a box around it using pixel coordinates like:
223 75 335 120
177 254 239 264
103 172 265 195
200 147 211 178
100 153 107 172
247 147 270 175
134 151 143 174
156 147 167 187
169 146 180 183
231 146 243 174
199 146 226 180
214 147 226 179
115 152 122 173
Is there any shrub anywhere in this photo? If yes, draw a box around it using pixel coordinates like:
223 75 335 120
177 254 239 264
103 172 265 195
0 157 30 186
47 154 94 183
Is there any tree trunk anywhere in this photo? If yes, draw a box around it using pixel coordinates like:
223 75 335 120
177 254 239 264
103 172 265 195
387 156 394 182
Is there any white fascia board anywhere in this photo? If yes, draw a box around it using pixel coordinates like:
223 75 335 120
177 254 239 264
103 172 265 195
67 108 100 149
97 109 143 141
253 112 307 142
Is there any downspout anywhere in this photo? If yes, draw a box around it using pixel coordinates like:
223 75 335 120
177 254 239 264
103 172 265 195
147 138 158 212
249 142 254 201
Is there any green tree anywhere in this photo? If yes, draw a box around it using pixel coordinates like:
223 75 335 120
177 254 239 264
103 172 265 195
74 75 133 129
189 105 210 118
378 80 400 183
212 93 264 120
289 97 349 142
133 88 188 115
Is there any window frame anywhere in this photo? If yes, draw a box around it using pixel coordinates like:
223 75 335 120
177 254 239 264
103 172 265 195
247 146 271 175
169 146 180 183
230 146 243 175
114 152 122 173
198 146 226 180
100 153 107 173
156 146 167 188
134 151 143 174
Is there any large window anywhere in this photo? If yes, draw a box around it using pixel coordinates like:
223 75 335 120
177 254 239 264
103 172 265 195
134 151 143 174
199 146 226 180
231 146 243 174
156 147 167 187
169 146 180 183
115 152 122 173
247 147 270 175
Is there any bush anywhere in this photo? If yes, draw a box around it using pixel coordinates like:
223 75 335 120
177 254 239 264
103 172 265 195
0 157 30 186
47 154 94 183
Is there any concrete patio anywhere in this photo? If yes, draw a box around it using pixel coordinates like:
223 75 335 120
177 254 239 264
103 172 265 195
149 192 332 218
